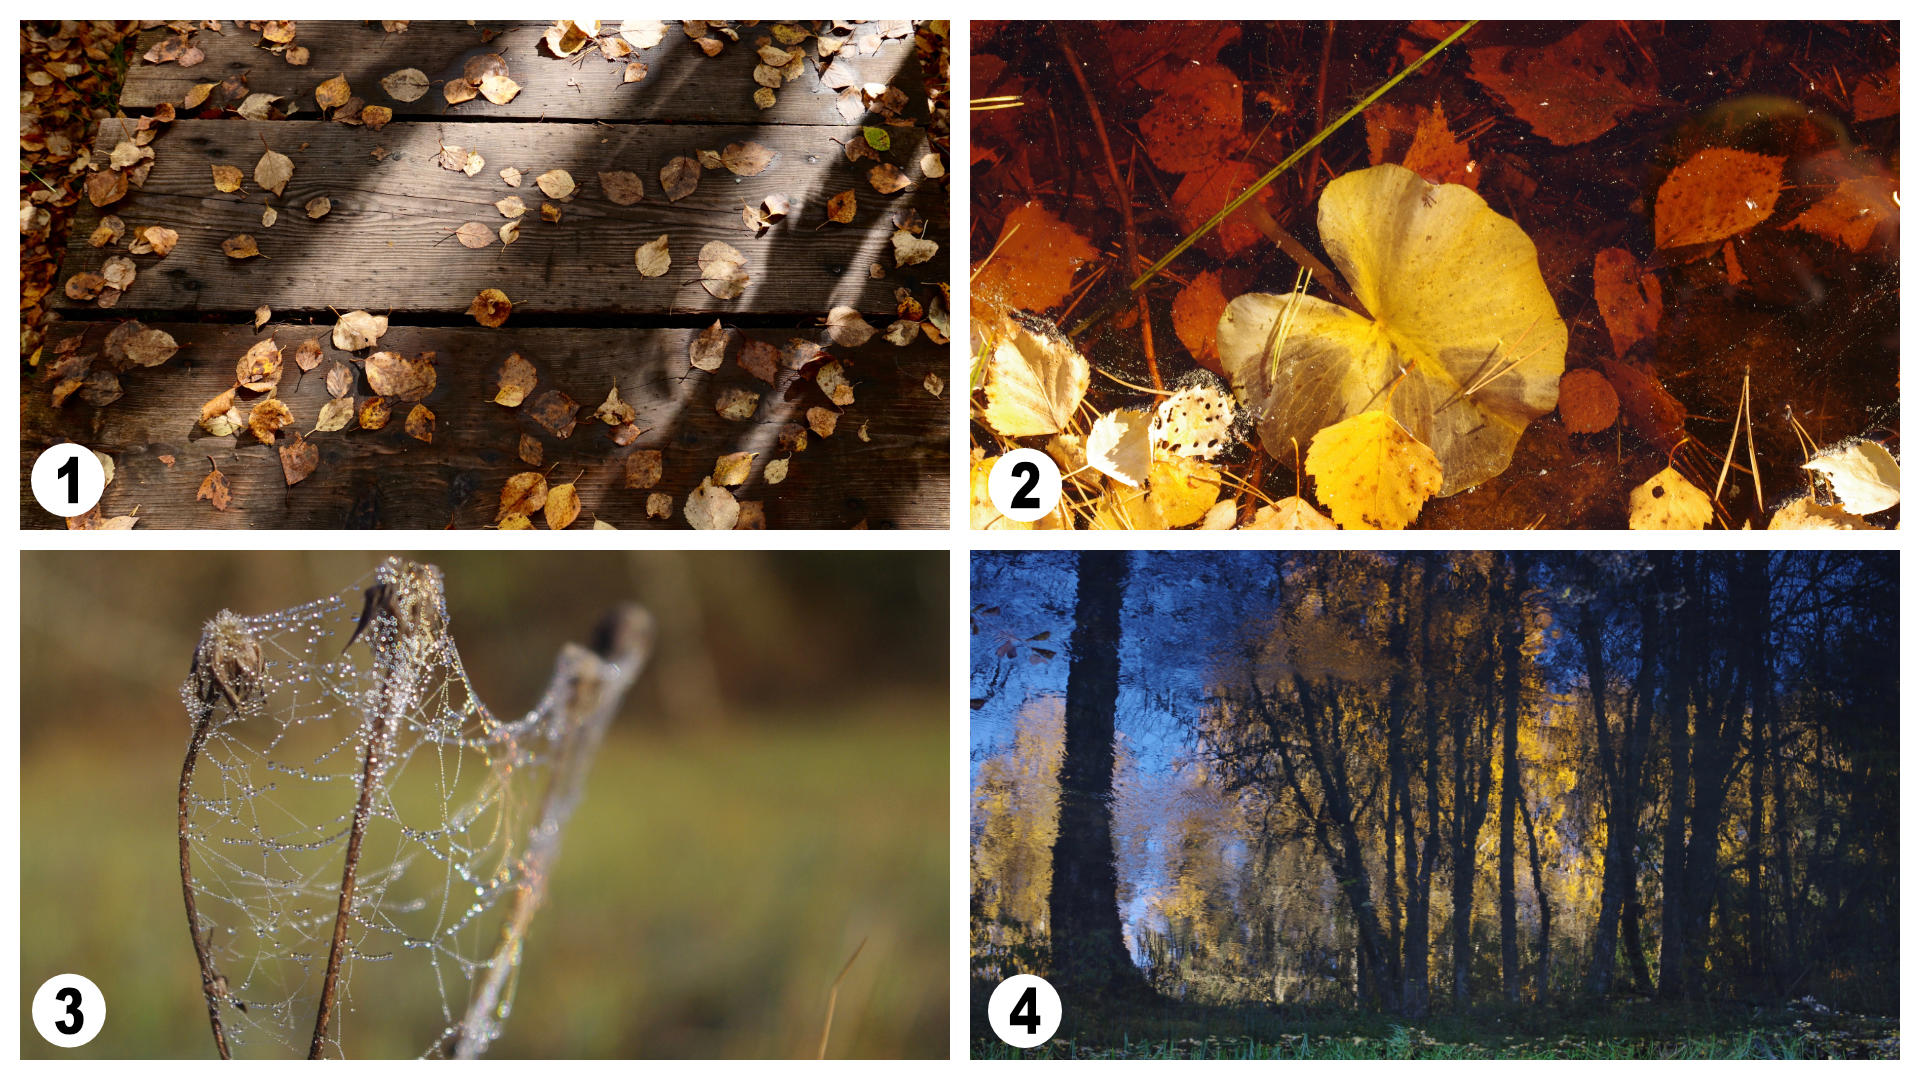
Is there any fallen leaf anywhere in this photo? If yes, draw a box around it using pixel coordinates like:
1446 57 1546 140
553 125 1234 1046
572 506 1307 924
599 170 645 205
1087 408 1151 487
222 234 262 259
661 156 700 201
260 206 279 228
684 477 740 529
1138 62 1243 174
498 512 534 530
544 482 581 529
468 288 512 327
446 221 494 249
1304 410 1444 530
254 305 271 329
1218 164 1566 495
525 389 578 438
1148 451 1223 528
101 256 136 291
199 388 240 435
1768 495 1876 531
713 451 756 486
868 163 910 194
893 228 938 267
493 195 527 219
981 319 1089 437
315 73 350 111
495 353 538 406
720 141 776 176
443 78 478 105
925 372 945 397
1401 101 1478 189
969 200 1097 318
1151 382 1236 459
358 396 390 430
403 403 434 442
495 473 548 522
595 385 635 426
184 82 215 108
884 320 921 346
1247 496 1338 529
246 397 294 443
63 273 106 301
235 92 282 121
540 201 562 222
86 169 128 207
236 339 283 390
1628 465 1712 529
1558 368 1620 433
634 233 671 277
690 321 730 371
314 396 355 432
625 449 663 489
500 166 522 187
697 241 750 299
1785 174 1898 253
815 360 856 406
479 74 521 105
1592 247 1662 357
646 492 672 518
826 189 858 224
381 67 428 101
365 350 436 400
1654 148 1785 250
87 217 125 247
197 463 232 510
122 328 180 367
333 310 388 350
921 152 946 179
764 457 790 485
715 386 761 421
625 62 649 83
210 164 244 193
807 406 839 438
499 220 521 245
825 306 875 347
360 105 392 129
536 169 576 200
279 434 318 485
518 434 542 466
544 19 594 58
324 360 355 398
621 20 666 49
1467 22 1660 146
1803 441 1899 515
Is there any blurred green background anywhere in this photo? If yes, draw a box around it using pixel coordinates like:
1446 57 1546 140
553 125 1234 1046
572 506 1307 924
21 551 948 1059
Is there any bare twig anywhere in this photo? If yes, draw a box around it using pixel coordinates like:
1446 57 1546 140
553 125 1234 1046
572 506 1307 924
816 937 869 1060
179 710 231 1060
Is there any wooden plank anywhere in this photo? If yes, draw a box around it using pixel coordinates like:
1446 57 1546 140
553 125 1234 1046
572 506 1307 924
54 120 948 318
120 21 925 126
23 322 948 530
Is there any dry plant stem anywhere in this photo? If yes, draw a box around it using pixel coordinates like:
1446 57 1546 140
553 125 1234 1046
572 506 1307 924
450 606 655 1059
1304 21 1336 203
179 713 232 1060
311 699 391 1058
816 937 869 1059
1054 28 1160 390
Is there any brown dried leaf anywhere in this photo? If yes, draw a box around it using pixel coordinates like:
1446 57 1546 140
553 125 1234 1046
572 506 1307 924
333 310 387 350
697 241 750 300
867 163 910 194
1592 247 1662 358
101 255 136 291
222 234 262 259
325 360 355 398
479 75 521 105
468 288 512 327
123 328 180 367
690 320 730 371
536 169 576 200
595 385 636 426
544 482 581 530
1654 148 1784 250
360 105 392 130
1558 368 1621 434
444 78 478 105
518 433 543 466
495 352 538 406
625 62 648 83
684 478 739 530
381 67 428 102
634 233 671 277
525 389 578 438
720 140 776 176
279 434 318 485
599 170 645 205
713 451 756 487
404 403 435 443
197 463 232 510
365 350 436 401
737 339 779 384
892 228 938 267
826 189 857 224
500 166 522 187
660 155 700 202
64 273 106 301
455 221 495 248
248 397 293 444
625 449 663 489
315 74 350 111
715 386 761 421
314 396 355 432
87 169 128 207
815 359 856 405
358 396 390 430
807 406 839 438
210 164 244 193
254 304 271 329
236 339 283 391
825 306 876 347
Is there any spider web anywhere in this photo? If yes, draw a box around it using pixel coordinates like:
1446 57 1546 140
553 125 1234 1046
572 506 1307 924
179 559 607 1059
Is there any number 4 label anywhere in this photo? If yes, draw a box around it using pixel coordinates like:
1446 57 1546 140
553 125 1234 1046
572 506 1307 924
988 973 1061 1048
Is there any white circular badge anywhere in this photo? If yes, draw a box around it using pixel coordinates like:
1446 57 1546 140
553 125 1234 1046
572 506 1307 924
987 972 1061 1048
986 449 1062 524
31 443 107 518
32 973 105 1048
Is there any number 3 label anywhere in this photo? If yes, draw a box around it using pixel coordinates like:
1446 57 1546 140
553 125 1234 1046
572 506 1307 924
986 449 1062 525
33 973 105 1048
988 973 1061 1048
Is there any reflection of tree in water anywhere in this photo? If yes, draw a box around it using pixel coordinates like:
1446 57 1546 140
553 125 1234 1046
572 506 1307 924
970 551 1898 1018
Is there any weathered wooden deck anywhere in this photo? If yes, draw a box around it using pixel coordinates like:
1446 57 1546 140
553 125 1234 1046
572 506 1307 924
29 20 949 528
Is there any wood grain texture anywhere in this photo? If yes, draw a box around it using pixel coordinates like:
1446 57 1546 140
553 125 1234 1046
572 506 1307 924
23 322 948 530
54 120 949 318
120 21 926 126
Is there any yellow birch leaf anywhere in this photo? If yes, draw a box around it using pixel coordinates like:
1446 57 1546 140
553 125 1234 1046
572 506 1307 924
1303 410 1443 530
1627 465 1712 529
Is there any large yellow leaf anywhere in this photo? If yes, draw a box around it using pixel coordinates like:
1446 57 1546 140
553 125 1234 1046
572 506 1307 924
1627 466 1712 530
980 319 1088 438
1218 163 1567 495
1303 410 1443 530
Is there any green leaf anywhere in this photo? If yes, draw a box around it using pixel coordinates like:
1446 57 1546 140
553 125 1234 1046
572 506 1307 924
862 126 890 152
